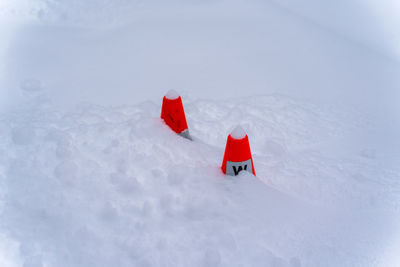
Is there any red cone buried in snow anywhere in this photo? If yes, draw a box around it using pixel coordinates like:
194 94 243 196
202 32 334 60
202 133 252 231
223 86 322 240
161 90 192 140
221 126 255 176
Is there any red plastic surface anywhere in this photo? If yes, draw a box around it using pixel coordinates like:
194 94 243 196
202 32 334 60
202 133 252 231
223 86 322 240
221 134 256 175
161 96 188 134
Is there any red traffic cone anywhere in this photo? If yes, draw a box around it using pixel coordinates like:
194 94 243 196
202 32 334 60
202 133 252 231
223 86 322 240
221 126 255 176
161 90 192 140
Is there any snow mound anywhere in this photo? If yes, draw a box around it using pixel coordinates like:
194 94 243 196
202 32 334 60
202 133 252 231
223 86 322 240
230 125 246 140
165 89 180 100
0 94 399 267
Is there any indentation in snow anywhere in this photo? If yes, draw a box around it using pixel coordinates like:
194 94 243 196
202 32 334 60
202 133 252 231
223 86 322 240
11 127 35 146
20 79 42 92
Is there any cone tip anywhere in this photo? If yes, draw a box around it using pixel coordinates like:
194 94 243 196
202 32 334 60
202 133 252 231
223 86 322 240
165 89 180 100
230 125 247 140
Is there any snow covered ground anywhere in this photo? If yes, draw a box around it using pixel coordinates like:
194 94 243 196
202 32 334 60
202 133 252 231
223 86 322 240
1 0 400 266
1 0 400 111
0 92 399 267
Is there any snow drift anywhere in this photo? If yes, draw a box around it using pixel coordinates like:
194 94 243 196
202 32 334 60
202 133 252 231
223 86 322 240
1 0 400 266
0 92 399 266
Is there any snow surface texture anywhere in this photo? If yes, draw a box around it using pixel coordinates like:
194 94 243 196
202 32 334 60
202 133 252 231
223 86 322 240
1 0 400 266
1 0 400 114
0 93 399 267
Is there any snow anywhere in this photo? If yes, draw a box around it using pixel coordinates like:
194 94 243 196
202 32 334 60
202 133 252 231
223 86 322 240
20 79 42 92
0 234 22 267
1 0 399 114
230 125 246 140
0 94 399 267
0 0 399 267
165 89 180 100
